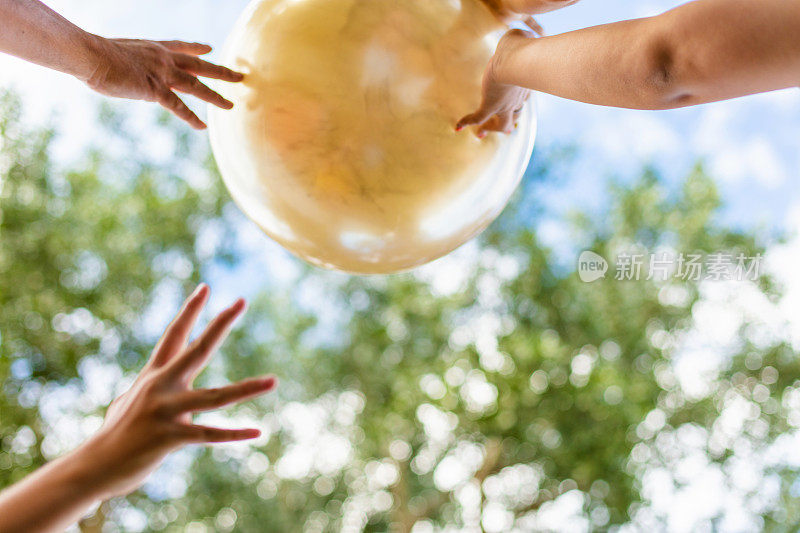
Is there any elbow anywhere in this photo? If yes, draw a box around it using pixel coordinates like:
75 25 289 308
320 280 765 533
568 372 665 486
638 35 695 109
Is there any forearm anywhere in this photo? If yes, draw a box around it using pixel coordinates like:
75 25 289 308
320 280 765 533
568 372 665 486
0 442 109 533
0 0 100 80
495 0 800 109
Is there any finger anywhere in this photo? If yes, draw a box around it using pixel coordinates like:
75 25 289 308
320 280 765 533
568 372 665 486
524 16 546 37
170 72 233 110
455 109 492 132
166 298 246 381
179 425 261 444
472 115 496 138
158 89 206 129
148 284 210 368
158 41 213 55
174 54 244 82
512 107 524 130
484 112 515 134
170 375 278 413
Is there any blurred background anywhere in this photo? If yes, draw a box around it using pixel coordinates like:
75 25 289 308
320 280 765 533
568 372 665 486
1 0 800 531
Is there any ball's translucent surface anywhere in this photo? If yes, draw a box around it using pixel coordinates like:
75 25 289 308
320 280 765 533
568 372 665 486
209 0 536 274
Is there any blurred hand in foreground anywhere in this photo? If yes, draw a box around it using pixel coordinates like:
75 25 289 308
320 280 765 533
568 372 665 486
0 284 277 533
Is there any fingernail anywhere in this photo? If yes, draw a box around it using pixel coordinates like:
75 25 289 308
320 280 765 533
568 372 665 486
243 429 261 439
191 283 208 298
455 125 463 132
478 132 487 139
261 376 278 389
231 298 247 311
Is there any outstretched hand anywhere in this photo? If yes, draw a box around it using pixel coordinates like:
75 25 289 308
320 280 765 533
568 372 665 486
456 29 534 138
83 38 243 129
0 284 276 533
83 284 276 500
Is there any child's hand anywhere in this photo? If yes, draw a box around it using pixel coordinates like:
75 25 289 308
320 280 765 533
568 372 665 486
81 37 244 129
481 0 581 35
79 284 277 500
456 29 533 138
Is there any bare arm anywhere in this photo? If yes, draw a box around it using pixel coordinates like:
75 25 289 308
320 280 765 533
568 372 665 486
459 0 800 134
0 0 243 129
0 285 278 533
0 0 97 76
0 446 111 533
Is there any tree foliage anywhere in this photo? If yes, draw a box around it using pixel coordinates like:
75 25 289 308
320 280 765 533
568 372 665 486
1 93 799 532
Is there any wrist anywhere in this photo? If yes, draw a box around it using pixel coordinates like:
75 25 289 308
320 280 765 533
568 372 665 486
490 29 534 86
63 432 122 501
0 441 107 533
488 46 511 87
68 32 107 83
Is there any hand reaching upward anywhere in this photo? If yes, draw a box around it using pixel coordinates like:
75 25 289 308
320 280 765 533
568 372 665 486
89 283 276 499
0 284 278 533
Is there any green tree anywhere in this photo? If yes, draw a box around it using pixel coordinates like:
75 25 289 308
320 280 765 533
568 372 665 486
0 92 234 496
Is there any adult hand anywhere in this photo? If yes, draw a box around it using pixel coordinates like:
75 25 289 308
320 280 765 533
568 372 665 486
456 29 534 138
81 283 276 499
83 38 243 129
